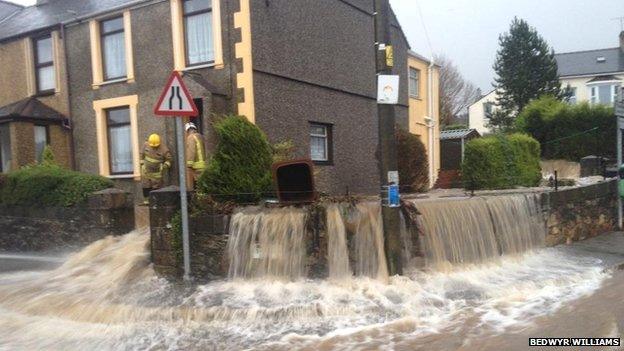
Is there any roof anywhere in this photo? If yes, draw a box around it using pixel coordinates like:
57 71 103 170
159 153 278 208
0 0 22 21
0 97 66 124
440 128 481 140
407 50 441 67
0 0 152 42
586 75 621 83
555 47 624 77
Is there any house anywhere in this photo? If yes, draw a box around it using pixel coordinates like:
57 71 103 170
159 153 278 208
468 89 498 136
407 50 440 187
0 0 413 198
468 31 624 135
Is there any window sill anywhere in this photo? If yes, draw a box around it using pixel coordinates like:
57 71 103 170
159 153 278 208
409 96 422 100
182 62 222 72
34 90 57 98
313 160 333 166
93 77 133 89
107 174 136 179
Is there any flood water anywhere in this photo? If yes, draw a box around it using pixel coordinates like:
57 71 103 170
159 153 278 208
0 230 614 350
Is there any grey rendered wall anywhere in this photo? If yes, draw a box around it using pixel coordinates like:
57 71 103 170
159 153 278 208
250 0 410 195
66 0 239 200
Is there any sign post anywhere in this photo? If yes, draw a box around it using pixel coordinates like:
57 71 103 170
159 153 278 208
616 87 624 230
154 71 199 281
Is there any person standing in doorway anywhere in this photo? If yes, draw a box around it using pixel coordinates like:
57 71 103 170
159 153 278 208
185 122 207 190
140 133 172 204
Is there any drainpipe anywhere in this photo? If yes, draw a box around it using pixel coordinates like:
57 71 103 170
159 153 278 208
427 58 435 188
60 24 76 170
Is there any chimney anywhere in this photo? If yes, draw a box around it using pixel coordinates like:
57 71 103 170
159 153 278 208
620 31 624 53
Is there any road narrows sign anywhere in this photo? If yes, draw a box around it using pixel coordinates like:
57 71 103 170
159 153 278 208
154 71 199 116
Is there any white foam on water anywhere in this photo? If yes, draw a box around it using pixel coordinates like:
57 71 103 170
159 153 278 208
0 230 610 350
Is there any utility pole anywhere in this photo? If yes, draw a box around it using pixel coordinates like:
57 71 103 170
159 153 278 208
374 0 402 276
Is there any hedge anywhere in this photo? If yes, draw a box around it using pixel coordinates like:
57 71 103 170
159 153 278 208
0 164 113 207
396 128 429 193
197 115 273 203
462 133 541 190
515 96 615 161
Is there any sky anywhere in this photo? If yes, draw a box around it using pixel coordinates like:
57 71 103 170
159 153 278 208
7 0 624 91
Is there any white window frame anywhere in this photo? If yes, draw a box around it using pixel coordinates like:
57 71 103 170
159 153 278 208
588 81 621 105
310 123 329 162
409 67 420 98
89 11 134 88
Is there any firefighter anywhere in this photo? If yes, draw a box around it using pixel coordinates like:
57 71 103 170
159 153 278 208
140 133 172 204
185 122 207 190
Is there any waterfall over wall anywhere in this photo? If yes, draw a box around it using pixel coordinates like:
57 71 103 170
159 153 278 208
227 207 307 280
326 204 351 280
414 194 545 268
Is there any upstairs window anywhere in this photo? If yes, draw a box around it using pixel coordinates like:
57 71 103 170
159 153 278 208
101 16 127 80
409 67 420 98
106 107 133 175
183 0 214 66
590 84 619 105
483 102 494 116
33 35 55 93
567 87 577 104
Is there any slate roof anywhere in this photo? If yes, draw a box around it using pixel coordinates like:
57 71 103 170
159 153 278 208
0 97 66 123
0 0 152 42
555 47 624 77
440 129 480 141
0 0 22 21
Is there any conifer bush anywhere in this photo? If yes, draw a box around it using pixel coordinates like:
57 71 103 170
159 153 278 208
396 128 429 193
197 115 273 203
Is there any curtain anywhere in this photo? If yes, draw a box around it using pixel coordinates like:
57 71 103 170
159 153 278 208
0 124 10 173
310 136 326 161
109 125 133 174
34 126 47 163
103 31 127 79
185 11 214 65
38 66 55 91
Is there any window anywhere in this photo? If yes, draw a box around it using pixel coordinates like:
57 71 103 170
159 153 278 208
101 17 127 80
183 0 214 66
567 87 577 104
483 102 494 117
0 124 10 173
34 125 49 163
310 123 332 163
33 35 55 93
106 107 133 175
590 84 620 105
409 67 420 98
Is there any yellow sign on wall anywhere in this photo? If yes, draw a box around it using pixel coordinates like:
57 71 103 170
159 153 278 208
385 45 394 67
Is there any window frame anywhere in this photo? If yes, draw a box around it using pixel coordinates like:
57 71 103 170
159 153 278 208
33 34 55 95
105 106 133 176
0 124 9 173
34 124 50 163
309 122 333 165
100 15 127 81
408 67 420 99
182 0 215 67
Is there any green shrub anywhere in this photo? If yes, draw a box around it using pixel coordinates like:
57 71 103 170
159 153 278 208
515 96 615 161
41 145 56 165
0 164 113 207
462 133 541 190
197 115 273 203
396 128 429 193
272 140 296 163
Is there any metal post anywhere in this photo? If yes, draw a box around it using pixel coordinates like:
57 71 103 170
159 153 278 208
618 125 622 230
554 170 558 192
176 117 191 280
374 0 402 276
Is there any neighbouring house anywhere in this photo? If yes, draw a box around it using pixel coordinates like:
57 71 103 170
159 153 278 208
0 0 412 198
468 89 498 136
407 50 440 187
469 31 624 135
437 128 480 188
0 0 73 173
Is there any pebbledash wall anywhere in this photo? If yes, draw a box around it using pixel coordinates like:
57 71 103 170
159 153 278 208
150 180 619 281
0 189 135 252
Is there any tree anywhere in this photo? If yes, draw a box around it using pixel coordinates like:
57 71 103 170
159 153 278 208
486 110 515 133
493 18 563 118
396 128 428 193
436 54 481 126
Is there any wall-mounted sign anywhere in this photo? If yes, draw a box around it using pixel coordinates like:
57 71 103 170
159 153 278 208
377 75 399 105
385 45 394 67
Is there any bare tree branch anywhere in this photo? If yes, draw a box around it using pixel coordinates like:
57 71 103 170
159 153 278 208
435 54 481 126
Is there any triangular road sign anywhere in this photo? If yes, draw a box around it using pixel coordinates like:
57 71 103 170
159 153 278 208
154 71 199 116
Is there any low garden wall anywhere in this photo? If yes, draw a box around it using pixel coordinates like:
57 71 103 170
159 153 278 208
0 188 135 252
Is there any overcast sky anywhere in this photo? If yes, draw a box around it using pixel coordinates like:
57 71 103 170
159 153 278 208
7 0 624 91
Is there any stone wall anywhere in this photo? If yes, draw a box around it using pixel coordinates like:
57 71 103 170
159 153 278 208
0 188 134 252
543 179 617 246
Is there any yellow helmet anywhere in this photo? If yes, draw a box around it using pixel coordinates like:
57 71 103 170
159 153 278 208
148 134 161 147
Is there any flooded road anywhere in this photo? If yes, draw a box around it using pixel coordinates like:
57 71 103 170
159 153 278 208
1 230 622 350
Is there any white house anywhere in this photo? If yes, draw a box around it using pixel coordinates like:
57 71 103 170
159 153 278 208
469 31 624 135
